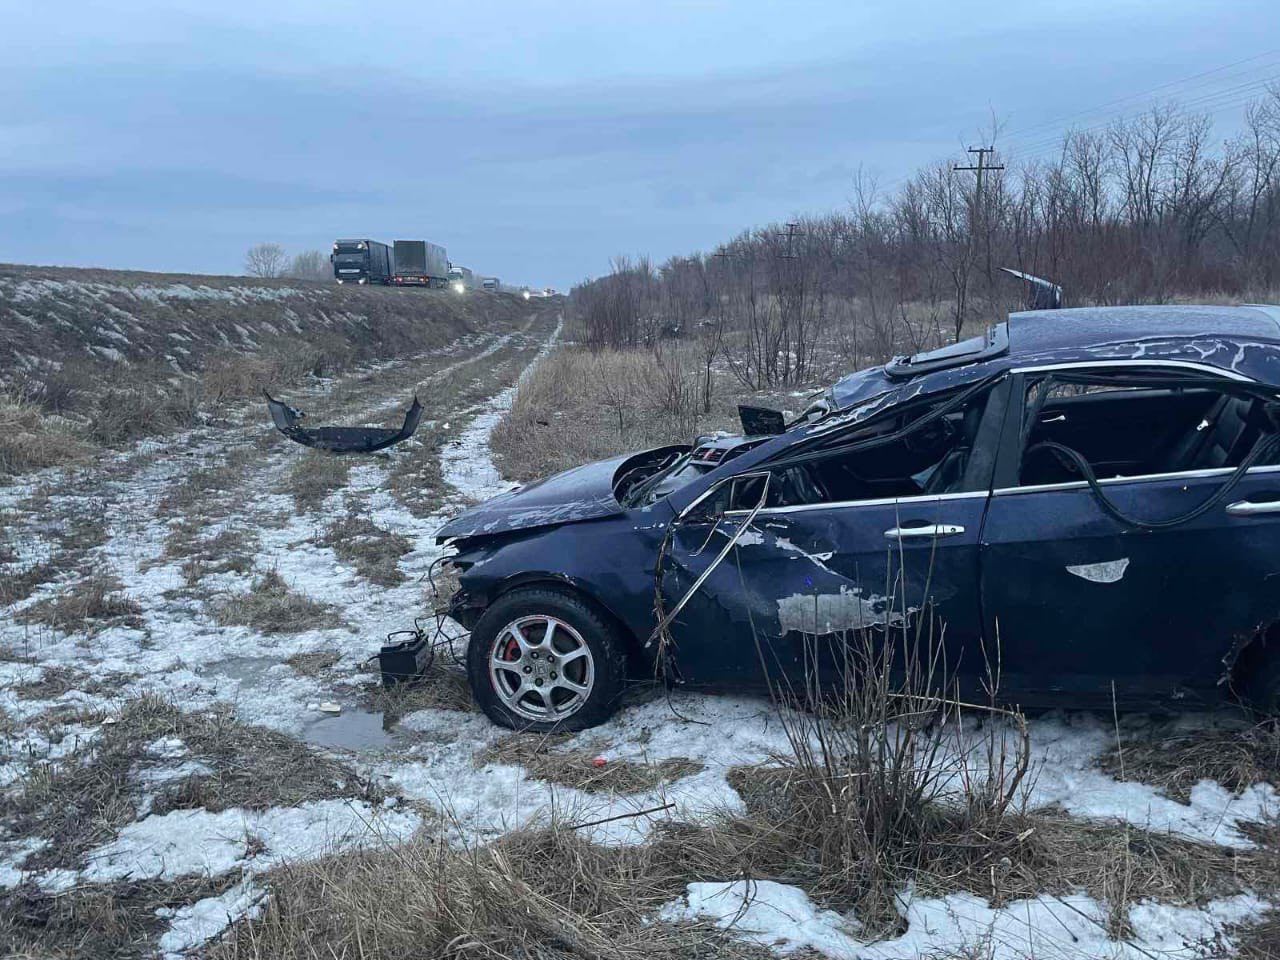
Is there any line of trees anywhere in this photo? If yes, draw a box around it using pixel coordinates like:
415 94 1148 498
571 90 1280 388
244 243 330 281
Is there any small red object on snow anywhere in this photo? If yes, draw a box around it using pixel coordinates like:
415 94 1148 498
592 757 607 768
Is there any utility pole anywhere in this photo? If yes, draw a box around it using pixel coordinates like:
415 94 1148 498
777 222 802 260
953 146 1005 337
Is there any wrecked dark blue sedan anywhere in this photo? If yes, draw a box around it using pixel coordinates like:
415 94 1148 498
439 305 1280 730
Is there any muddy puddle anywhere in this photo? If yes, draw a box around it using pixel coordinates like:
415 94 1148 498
204 655 398 752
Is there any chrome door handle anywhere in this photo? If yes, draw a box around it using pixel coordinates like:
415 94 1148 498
884 523 965 539
1226 500 1280 517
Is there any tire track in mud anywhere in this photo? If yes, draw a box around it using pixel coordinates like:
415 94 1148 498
0 309 561 731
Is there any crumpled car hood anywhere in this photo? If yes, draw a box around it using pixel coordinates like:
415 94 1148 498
436 453 635 541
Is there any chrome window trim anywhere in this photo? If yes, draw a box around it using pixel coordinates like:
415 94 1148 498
723 489 989 518
1010 359 1255 382
993 462 1280 497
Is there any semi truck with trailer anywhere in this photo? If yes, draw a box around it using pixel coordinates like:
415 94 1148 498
331 239 393 285
393 240 449 287
481 276 500 291
447 264 474 291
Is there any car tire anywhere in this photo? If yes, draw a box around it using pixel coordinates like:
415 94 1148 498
467 586 628 732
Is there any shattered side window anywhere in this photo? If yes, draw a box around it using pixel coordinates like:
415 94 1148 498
1018 374 1266 486
757 385 997 507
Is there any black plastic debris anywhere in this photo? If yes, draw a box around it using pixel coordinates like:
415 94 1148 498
738 404 786 436
264 392 423 453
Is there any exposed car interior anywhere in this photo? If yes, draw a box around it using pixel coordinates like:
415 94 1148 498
1019 383 1272 486
719 388 995 510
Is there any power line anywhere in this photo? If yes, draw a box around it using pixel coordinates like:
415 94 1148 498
874 50 1280 198
998 48 1280 144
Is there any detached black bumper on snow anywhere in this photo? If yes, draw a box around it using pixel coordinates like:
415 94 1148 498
264 392 423 454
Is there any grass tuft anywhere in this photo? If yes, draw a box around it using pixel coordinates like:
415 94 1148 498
209 570 343 634
480 736 703 794
282 451 351 513
16 571 143 634
316 512 410 586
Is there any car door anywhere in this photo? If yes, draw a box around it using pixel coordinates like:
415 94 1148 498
658 378 1010 696
980 364 1280 707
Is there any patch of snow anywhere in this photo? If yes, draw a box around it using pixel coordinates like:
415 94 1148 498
146 737 189 760
156 879 266 958
73 799 420 885
660 880 1267 960
0 837 48 890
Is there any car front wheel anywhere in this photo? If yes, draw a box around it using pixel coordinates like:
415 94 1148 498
467 587 627 731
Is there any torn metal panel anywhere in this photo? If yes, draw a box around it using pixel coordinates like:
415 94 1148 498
265 392 422 453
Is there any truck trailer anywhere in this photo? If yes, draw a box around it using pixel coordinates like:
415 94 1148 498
393 240 449 287
331 239 393 285
481 276 500 291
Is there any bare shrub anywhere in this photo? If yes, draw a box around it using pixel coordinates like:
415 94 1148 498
750 623 1030 931
209 570 343 634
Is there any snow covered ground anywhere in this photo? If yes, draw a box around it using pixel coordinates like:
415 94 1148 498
1 311 1277 957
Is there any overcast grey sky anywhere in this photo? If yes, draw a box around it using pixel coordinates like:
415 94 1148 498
3 2 1278 289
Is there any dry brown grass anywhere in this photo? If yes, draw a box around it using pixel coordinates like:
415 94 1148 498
15 571 143 634
316 513 410 586
282 450 351 512
161 523 258 585
1 875 236 960
286 650 342 677
0 390 92 476
158 446 259 516
490 345 739 482
361 662 476 717
209 570 343 634
481 735 703 794
3 694 376 875
1234 908 1280 958
208 826 771 960
0 559 58 608
1100 721 1280 803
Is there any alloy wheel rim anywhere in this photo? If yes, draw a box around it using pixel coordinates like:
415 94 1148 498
488 615 595 722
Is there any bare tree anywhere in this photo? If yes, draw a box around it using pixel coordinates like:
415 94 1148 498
286 249 329 281
245 242 287 278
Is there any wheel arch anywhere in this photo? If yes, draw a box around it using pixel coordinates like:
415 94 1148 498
1226 619 1280 705
490 572 654 677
